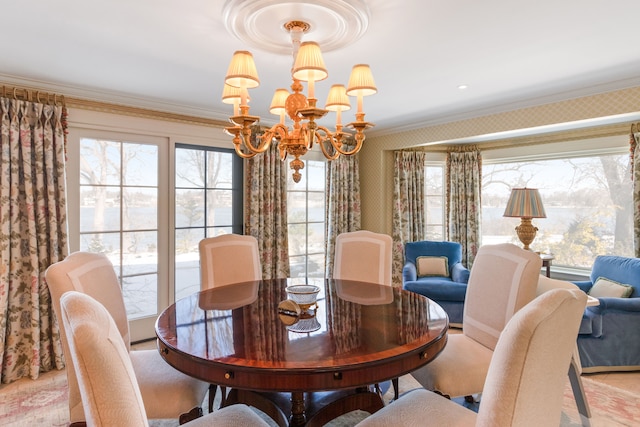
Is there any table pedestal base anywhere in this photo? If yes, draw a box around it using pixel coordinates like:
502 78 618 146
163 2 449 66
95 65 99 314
223 386 385 427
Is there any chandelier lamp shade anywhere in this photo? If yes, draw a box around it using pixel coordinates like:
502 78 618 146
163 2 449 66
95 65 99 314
503 188 547 250
222 20 377 182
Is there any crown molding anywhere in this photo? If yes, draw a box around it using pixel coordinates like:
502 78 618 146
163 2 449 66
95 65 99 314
0 74 229 128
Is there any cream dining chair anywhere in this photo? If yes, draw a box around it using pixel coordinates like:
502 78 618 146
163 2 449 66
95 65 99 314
333 230 393 286
333 230 395 398
59 290 270 427
45 252 209 425
357 288 588 427
537 274 594 421
410 243 542 401
198 233 262 409
199 234 262 289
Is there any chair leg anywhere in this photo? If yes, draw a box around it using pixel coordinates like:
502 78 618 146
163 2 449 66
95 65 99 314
374 383 382 397
179 406 203 424
220 386 227 407
392 377 399 401
208 384 218 413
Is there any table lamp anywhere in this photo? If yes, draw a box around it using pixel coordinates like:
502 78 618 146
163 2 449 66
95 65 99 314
503 188 547 250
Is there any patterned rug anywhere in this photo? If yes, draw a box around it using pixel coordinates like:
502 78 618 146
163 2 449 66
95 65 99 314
1 369 639 426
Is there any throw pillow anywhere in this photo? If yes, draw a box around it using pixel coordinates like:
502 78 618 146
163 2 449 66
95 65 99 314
416 256 449 277
588 277 634 298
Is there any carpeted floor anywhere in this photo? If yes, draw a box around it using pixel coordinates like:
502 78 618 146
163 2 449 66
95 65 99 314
1 367 639 426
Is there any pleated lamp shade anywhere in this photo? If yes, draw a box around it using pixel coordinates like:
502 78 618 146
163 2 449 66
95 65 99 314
325 84 351 112
292 42 328 82
503 188 547 218
346 64 377 97
221 84 249 104
225 51 260 89
269 88 290 115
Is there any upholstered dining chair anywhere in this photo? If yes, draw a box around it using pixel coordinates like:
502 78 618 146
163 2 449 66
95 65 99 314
410 243 542 401
333 230 393 286
357 288 588 427
199 234 261 289
59 290 270 427
45 252 209 426
198 233 261 409
333 230 396 398
537 274 594 420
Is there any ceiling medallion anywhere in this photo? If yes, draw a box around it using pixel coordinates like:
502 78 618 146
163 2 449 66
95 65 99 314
222 0 370 54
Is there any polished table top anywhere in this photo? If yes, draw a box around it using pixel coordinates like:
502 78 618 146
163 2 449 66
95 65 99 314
155 278 448 393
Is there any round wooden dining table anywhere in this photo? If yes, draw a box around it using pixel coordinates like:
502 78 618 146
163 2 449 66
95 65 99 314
155 278 448 427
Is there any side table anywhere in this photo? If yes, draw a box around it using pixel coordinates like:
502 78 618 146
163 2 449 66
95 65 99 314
539 253 554 278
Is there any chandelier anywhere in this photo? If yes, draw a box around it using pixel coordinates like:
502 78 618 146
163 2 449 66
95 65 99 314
222 20 377 182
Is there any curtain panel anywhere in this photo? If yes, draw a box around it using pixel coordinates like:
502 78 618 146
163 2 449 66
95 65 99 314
0 96 68 383
392 151 426 287
325 154 361 278
245 144 290 280
632 126 640 257
446 148 481 266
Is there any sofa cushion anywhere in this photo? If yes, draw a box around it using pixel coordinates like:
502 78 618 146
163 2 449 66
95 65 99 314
588 277 634 298
416 256 449 277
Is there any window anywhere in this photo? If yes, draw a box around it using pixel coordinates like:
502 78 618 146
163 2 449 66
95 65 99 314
425 163 445 240
79 138 159 320
482 152 633 268
174 144 243 300
287 159 326 285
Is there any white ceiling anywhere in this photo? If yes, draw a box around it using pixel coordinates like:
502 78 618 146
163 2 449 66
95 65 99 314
2 0 640 137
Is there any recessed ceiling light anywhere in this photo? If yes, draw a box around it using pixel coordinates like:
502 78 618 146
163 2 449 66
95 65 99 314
458 84 468 90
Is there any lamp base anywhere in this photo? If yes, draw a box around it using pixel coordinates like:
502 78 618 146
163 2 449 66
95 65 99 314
515 217 538 251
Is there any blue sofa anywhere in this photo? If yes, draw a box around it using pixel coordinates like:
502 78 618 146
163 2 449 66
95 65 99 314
572 255 640 373
402 240 470 327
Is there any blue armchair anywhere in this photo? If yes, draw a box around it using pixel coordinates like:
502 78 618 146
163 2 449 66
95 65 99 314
572 255 640 373
402 240 470 327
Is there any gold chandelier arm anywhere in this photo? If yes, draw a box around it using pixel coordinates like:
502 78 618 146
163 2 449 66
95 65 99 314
241 129 272 155
234 144 258 159
332 135 364 156
315 126 340 160
315 125 364 157
265 123 290 160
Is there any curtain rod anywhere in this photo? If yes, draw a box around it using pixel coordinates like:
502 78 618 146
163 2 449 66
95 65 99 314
1 85 66 107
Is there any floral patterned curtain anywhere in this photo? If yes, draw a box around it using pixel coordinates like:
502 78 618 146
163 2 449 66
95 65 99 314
392 151 426 287
446 147 481 266
0 95 68 383
325 154 361 278
632 124 640 257
245 143 290 279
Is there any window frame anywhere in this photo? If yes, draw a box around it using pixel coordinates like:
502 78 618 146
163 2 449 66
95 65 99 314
286 156 327 284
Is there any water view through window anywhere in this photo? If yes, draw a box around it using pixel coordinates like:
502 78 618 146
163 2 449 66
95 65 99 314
79 138 159 320
174 145 242 300
287 160 326 285
482 154 633 268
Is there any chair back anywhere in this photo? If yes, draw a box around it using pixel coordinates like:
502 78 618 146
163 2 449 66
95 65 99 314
477 288 587 427
60 291 148 427
199 234 261 290
590 255 640 297
463 243 541 350
404 240 462 276
334 230 393 286
45 252 130 424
